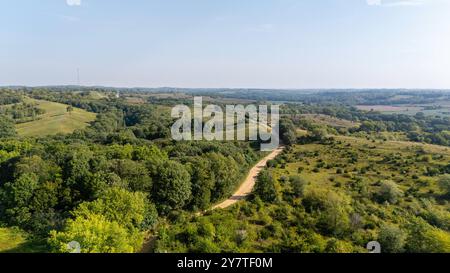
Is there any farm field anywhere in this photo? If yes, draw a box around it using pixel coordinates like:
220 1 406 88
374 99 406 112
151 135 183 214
16 98 96 137
357 105 450 118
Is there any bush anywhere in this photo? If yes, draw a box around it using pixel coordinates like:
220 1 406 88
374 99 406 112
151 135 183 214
254 170 279 203
438 175 450 197
378 180 403 204
377 223 407 253
289 176 308 197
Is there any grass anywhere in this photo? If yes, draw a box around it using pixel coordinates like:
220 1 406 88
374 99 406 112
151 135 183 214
16 98 96 137
299 114 360 129
356 104 450 118
0 227 48 253
272 135 450 202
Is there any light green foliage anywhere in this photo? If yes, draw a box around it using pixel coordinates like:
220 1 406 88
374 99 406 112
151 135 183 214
49 213 143 253
15 98 96 137
289 175 308 197
49 188 154 253
303 188 352 236
73 187 150 230
405 217 450 253
378 180 403 204
377 223 407 253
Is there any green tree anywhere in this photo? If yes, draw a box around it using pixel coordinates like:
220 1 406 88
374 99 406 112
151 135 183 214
289 175 308 197
254 170 279 203
438 175 450 197
48 213 143 253
378 180 403 204
0 115 16 138
303 188 351 236
0 173 39 227
378 223 407 253
112 159 152 192
187 157 214 211
208 153 239 202
280 118 297 145
73 187 152 230
405 217 450 253
152 160 191 213
66 105 74 115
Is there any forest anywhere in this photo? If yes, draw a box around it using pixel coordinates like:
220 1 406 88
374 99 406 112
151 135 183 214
0 87 449 253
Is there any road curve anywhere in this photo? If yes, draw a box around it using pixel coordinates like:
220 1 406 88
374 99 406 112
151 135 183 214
212 146 285 210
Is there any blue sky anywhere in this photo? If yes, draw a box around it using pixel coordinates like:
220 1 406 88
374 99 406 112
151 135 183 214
1 0 450 88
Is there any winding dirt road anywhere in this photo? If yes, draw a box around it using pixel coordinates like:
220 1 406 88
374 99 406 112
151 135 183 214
212 146 285 210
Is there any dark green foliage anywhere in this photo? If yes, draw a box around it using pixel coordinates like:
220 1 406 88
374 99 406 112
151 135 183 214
254 170 279 203
0 115 16 138
152 161 192 213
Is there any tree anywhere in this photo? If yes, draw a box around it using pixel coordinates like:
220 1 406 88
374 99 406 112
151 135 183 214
378 180 403 204
289 175 308 197
208 153 239 202
48 213 143 253
73 187 152 230
152 160 191 213
280 118 297 145
66 105 74 115
0 173 39 227
325 239 354 253
112 159 152 192
303 188 351 236
378 223 407 253
254 170 279 203
310 127 327 142
49 188 156 253
405 217 450 253
438 175 450 198
187 157 214 211
0 115 16 138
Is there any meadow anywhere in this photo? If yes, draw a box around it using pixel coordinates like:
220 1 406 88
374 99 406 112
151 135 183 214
15 98 96 137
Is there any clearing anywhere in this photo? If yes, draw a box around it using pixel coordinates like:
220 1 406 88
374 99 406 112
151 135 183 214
16 98 96 137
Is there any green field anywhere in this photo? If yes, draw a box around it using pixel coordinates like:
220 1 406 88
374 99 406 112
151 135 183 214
0 227 47 253
16 98 96 137
356 104 450 118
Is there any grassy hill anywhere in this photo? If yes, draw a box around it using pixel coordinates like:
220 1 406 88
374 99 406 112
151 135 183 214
154 133 450 253
16 98 96 137
0 227 47 253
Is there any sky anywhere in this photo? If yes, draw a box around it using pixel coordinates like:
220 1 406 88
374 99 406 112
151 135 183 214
1 0 450 89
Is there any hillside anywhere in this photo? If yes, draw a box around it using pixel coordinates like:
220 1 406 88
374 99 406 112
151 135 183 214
154 134 450 253
15 98 96 137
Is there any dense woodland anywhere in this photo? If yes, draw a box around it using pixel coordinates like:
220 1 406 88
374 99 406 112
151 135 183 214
0 87 449 253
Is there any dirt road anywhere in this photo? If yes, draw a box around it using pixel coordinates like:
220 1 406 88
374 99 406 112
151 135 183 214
212 146 285 210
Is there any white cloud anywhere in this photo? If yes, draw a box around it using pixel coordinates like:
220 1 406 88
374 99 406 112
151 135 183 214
366 0 426 7
66 0 81 6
